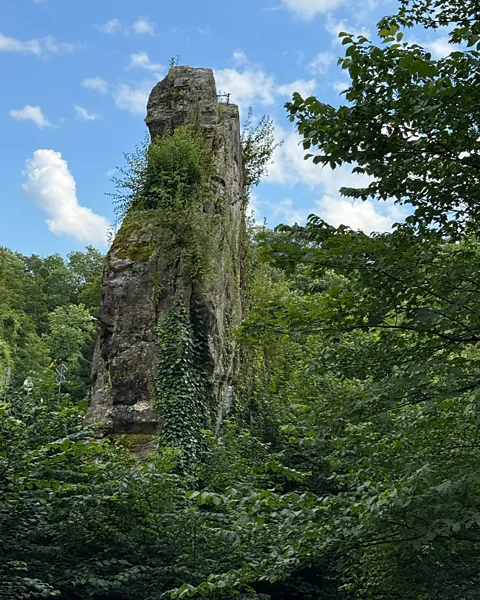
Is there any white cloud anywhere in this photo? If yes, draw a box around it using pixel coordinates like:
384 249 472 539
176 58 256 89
23 149 110 247
82 76 108 94
233 49 248 64
267 198 309 225
325 16 371 44
331 79 348 93
129 52 165 77
0 32 74 56
114 82 152 115
114 52 165 114
95 18 123 34
267 124 329 187
95 17 155 36
267 125 361 192
74 104 98 121
428 36 452 58
397 32 455 60
248 194 308 228
215 52 316 110
308 51 335 74
268 124 374 191
314 195 403 233
254 193 404 232
354 0 379 26
10 105 51 128
265 124 407 232
132 17 155 36
277 78 317 99
246 192 266 226
282 0 346 20
215 67 277 109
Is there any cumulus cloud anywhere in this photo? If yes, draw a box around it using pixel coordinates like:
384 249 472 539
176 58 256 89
233 49 248 64
246 192 267 227
331 79 349 93
0 32 74 56
95 17 156 36
314 196 403 233
266 198 309 225
267 125 328 187
253 193 404 232
74 105 98 121
281 0 346 20
23 149 110 246
95 18 123 34
114 82 152 114
277 78 317 99
114 52 165 114
215 52 317 110
268 124 369 190
325 16 371 44
428 36 452 58
129 52 164 78
215 67 277 108
132 17 156 36
82 76 108 94
308 51 335 74
10 105 51 128
265 124 407 232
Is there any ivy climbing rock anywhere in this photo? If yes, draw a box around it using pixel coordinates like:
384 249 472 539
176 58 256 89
86 67 246 453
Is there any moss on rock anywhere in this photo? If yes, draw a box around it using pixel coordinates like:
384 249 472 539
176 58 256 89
111 214 154 262
114 433 156 454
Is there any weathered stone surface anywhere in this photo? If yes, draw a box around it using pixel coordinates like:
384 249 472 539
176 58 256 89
145 67 218 137
86 67 246 435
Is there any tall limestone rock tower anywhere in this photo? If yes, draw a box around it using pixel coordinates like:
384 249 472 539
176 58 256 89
86 67 246 453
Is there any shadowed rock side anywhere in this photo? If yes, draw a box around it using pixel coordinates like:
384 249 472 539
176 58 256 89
86 67 246 435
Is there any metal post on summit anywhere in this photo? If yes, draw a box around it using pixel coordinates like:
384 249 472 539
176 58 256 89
56 363 68 397
217 92 230 105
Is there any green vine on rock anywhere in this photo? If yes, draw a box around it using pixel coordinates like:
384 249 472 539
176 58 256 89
155 302 208 466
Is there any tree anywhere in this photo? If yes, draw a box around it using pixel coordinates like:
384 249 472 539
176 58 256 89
236 0 480 595
286 2 480 239
241 109 282 192
67 246 104 313
46 304 97 399
0 247 104 388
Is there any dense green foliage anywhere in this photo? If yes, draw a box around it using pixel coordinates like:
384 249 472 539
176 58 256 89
0 246 103 396
4 1 480 597
155 303 209 464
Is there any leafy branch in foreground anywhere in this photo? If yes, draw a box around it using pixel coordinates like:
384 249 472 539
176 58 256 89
241 108 282 193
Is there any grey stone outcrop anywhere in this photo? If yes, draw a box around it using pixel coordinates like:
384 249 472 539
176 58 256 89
86 67 246 435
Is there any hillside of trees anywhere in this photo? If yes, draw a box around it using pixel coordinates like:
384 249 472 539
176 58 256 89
3 0 480 598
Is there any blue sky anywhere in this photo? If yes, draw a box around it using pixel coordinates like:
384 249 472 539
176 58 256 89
0 0 452 256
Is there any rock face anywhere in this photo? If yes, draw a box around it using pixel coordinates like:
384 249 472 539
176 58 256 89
86 67 246 435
